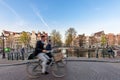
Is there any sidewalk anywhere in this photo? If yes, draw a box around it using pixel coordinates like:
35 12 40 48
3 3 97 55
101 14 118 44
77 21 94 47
67 57 120 63
0 59 26 64
0 57 120 67
0 58 27 67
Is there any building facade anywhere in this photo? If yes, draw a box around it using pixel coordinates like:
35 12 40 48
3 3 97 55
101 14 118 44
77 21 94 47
106 33 116 46
1 30 48 49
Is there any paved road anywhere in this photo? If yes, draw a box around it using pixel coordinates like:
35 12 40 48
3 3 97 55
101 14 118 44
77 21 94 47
0 61 120 80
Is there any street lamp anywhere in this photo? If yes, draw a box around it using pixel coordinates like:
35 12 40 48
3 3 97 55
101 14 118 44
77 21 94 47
1 33 6 58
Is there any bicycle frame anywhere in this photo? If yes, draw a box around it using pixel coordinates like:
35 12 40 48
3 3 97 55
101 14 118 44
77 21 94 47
26 58 66 78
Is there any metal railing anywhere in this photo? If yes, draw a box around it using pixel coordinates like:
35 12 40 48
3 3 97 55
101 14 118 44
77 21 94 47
5 47 120 60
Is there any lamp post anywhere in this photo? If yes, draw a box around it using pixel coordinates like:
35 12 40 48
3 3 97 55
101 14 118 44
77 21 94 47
1 33 6 58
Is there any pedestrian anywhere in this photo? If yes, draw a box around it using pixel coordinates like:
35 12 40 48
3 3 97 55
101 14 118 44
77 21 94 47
21 47 25 60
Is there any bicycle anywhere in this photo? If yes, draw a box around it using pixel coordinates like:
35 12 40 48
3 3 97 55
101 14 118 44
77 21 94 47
26 52 66 78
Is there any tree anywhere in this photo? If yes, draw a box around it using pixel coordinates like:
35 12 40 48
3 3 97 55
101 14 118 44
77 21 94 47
65 28 76 46
50 30 62 47
78 34 86 47
101 34 107 47
0 39 2 47
20 31 31 47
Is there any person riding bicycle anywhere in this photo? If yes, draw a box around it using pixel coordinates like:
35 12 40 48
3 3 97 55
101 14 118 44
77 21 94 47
34 35 50 75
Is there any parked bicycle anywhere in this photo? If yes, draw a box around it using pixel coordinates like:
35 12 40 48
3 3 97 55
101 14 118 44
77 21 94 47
26 52 67 78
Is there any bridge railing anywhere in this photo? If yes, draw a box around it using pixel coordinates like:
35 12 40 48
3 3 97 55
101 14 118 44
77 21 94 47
6 46 120 60
53 46 119 58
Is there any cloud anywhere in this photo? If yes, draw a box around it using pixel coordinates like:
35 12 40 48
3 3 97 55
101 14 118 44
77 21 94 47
30 4 49 27
0 0 30 32
0 0 21 20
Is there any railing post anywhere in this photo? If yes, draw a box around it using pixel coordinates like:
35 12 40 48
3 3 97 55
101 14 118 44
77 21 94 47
96 48 99 58
88 48 90 58
76 49 79 57
102 48 105 58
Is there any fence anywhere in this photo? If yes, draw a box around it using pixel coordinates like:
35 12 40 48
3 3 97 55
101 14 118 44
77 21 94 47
7 48 34 60
5 47 120 60
62 48 118 58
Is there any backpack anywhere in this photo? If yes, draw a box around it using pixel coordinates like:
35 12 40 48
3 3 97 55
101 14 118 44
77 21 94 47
28 52 36 60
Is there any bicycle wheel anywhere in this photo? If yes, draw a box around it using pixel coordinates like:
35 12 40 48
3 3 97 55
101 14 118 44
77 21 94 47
26 61 42 77
51 61 66 77
62 57 67 64
56 57 67 67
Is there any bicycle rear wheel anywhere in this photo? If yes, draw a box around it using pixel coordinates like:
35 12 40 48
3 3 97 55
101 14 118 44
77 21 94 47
26 61 42 77
51 61 66 77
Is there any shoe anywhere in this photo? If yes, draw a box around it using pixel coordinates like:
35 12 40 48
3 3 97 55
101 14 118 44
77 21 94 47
41 71 49 75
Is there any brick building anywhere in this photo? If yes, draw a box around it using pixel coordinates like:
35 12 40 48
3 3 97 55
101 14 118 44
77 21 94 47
1 30 48 49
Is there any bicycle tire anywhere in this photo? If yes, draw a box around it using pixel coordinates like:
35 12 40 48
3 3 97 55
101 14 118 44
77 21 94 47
51 61 66 77
62 57 67 64
26 62 42 77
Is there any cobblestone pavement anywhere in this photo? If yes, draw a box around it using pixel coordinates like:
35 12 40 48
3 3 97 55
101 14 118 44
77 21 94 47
0 61 120 80
0 57 120 65
0 59 25 64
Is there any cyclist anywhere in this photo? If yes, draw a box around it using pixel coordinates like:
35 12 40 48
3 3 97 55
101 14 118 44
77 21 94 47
34 35 50 75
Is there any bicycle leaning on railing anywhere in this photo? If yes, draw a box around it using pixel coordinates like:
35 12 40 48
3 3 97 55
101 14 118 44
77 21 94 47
26 52 67 78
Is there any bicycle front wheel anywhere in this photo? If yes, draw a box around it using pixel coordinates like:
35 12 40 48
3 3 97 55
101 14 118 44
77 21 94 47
26 61 42 77
62 57 67 65
51 61 66 77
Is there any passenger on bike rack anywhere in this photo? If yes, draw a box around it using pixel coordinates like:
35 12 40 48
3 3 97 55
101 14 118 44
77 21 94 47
34 35 50 75
45 40 53 63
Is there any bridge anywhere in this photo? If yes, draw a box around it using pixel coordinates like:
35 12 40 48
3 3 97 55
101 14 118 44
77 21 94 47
0 59 120 80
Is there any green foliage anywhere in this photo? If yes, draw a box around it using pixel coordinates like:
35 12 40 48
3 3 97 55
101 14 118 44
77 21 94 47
50 30 62 46
20 31 31 46
101 35 107 46
0 39 2 46
65 28 76 46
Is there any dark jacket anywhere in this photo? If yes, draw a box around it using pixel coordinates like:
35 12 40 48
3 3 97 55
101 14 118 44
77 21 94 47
34 40 44 56
46 43 52 50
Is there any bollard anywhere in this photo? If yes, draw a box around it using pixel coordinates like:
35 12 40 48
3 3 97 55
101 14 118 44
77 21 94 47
66 49 68 57
7 53 10 60
11 52 14 60
96 53 98 58
102 48 105 58
112 51 115 58
96 49 99 58
88 49 90 58
76 49 79 57
108 52 111 58
16 52 18 60
18 52 21 60
21 52 24 60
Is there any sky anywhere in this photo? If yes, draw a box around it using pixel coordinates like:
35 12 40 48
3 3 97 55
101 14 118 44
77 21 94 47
0 0 120 41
